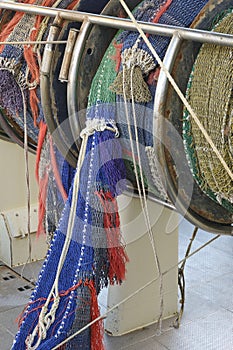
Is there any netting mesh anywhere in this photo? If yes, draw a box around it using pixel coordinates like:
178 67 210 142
183 9 233 211
0 0 224 349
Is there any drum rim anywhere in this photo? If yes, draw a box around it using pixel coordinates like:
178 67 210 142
154 0 233 234
0 109 37 153
0 9 37 151
41 0 141 168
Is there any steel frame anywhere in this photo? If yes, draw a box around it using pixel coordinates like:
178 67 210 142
0 1 233 46
0 0 233 233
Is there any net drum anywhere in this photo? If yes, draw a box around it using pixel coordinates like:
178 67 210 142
154 0 233 234
1 1 232 348
64 0 233 231
68 0 171 206
40 0 113 167
1 0 231 234
40 0 142 167
0 8 37 150
60 0 215 213
0 0 111 156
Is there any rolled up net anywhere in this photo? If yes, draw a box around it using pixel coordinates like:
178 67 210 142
183 9 233 212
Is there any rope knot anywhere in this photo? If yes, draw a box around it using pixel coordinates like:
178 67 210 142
110 48 155 103
80 118 119 138
121 48 155 74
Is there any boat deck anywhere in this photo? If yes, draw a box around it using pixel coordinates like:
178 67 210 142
1 219 233 350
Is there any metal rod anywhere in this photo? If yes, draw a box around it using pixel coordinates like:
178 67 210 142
59 28 79 82
40 15 78 167
40 14 63 75
67 19 92 150
153 33 182 200
125 185 176 211
1 1 233 47
0 40 67 45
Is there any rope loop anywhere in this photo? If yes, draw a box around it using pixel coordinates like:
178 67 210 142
80 118 119 138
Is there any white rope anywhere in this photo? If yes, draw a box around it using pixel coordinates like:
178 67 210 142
26 133 89 349
51 232 221 349
0 40 67 45
23 92 30 232
80 118 119 138
21 87 33 269
128 64 164 332
26 120 119 348
119 0 233 183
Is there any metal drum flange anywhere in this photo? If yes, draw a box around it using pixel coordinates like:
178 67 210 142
41 0 140 168
0 8 37 151
154 0 233 234
66 0 141 167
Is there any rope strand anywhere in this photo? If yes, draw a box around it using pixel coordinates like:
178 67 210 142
128 64 164 333
26 134 89 349
51 231 221 349
0 40 67 45
20 86 36 282
119 0 233 182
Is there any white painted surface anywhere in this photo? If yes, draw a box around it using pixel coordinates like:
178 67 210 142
0 140 38 211
0 140 47 266
105 195 179 336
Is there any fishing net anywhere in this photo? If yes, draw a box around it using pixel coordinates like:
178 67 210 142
9 0 212 349
183 9 233 212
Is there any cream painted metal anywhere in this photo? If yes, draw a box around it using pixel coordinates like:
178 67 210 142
105 195 178 336
0 140 38 211
0 140 47 266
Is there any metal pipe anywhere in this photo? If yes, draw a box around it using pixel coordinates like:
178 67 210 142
153 34 182 160
40 14 63 76
125 185 176 211
59 28 79 82
67 19 92 150
1 1 233 47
